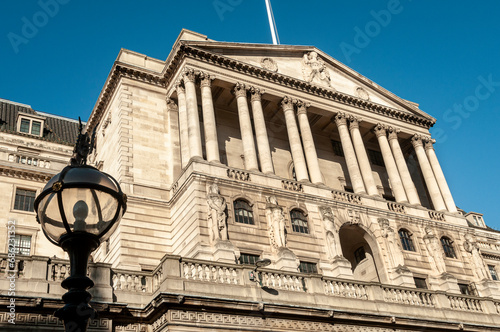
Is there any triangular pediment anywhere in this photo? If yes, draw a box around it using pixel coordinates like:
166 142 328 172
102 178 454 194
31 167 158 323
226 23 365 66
174 31 433 121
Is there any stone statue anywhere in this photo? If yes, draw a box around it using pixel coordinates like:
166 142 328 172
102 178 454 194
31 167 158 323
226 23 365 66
464 234 489 280
319 206 340 260
265 196 286 250
206 184 228 243
423 227 447 275
302 51 331 87
379 218 405 269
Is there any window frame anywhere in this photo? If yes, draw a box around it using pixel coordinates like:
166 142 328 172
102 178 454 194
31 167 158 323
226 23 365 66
16 114 45 137
5 224 38 256
488 265 498 281
12 187 37 213
232 198 255 226
413 277 428 289
13 234 32 256
440 236 457 259
238 253 261 265
398 228 416 252
298 261 318 274
367 149 385 167
290 209 309 234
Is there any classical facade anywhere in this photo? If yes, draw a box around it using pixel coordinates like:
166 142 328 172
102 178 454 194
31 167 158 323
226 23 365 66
1 29 500 331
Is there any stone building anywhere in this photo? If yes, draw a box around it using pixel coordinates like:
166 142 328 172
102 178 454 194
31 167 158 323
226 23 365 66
1 29 500 331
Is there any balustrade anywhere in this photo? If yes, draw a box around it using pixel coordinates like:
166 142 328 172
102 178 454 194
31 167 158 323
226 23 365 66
331 190 362 204
447 295 483 312
181 261 240 285
324 279 368 299
382 286 433 307
112 271 149 292
227 168 250 181
281 180 303 192
387 202 406 214
8 154 50 168
260 272 304 292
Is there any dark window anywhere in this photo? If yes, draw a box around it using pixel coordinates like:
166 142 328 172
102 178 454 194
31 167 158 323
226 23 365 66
344 186 354 193
291 165 297 181
290 209 309 234
14 234 31 255
399 229 416 251
14 188 36 212
299 261 317 274
20 119 30 133
488 265 498 281
383 194 395 202
368 149 385 167
239 253 260 265
31 121 41 136
458 283 476 296
354 246 366 264
441 237 456 258
414 277 427 289
234 199 254 225
331 140 344 157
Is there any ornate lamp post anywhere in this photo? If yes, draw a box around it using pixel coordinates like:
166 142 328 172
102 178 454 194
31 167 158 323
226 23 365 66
34 120 127 331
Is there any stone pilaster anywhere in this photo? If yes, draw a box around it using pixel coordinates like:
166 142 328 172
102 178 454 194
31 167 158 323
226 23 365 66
199 72 220 163
348 116 378 195
281 97 309 182
175 81 190 168
387 127 421 205
334 112 365 194
233 83 259 171
411 135 446 211
425 140 457 213
296 100 323 184
373 124 408 203
249 87 274 174
183 68 203 160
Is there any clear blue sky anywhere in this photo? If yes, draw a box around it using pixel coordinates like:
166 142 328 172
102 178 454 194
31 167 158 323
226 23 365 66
1 1 499 229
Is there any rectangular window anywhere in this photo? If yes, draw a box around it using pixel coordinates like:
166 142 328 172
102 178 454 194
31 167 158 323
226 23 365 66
414 277 427 289
20 119 30 133
489 265 498 281
368 149 385 167
14 188 36 212
31 121 41 136
458 283 476 296
299 261 317 274
14 234 31 255
239 253 260 265
331 140 344 157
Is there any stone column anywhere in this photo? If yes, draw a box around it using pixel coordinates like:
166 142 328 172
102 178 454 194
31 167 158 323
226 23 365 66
233 83 259 171
282 97 309 182
348 116 378 195
183 68 203 160
387 127 421 205
373 124 408 203
175 82 190 168
425 140 457 213
296 100 323 184
199 72 220 163
411 135 446 211
334 112 365 194
249 87 274 174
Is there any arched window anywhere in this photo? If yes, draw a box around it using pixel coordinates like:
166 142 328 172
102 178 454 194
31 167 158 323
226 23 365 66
398 229 415 251
290 209 309 234
441 236 456 258
233 199 254 225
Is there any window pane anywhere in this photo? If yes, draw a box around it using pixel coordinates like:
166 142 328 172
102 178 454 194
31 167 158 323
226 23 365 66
489 265 498 281
299 261 317 274
354 246 366 264
20 119 30 133
14 234 31 255
441 237 456 258
31 121 41 135
290 210 309 234
239 253 260 265
234 200 254 225
399 229 415 251
14 189 36 212
331 140 344 157
368 149 385 167
414 277 427 289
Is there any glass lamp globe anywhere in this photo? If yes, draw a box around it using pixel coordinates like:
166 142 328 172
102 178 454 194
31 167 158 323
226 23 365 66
35 166 127 245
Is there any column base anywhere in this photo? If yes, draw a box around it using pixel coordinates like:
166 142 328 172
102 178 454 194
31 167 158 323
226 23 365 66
321 256 353 279
212 240 240 264
391 265 414 287
274 247 299 272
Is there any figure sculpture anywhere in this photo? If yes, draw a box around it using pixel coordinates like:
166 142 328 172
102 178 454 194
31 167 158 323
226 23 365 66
206 184 228 243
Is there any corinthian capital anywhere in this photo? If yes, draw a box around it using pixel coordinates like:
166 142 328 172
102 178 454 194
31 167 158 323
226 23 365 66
233 82 247 98
281 96 294 111
373 123 387 137
411 134 423 148
348 115 362 130
424 137 436 151
175 80 185 95
183 68 197 83
334 112 347 127
249 86 263 102
387 126 400 141
199 72 214 88
166 98 178 112
295 99 310 116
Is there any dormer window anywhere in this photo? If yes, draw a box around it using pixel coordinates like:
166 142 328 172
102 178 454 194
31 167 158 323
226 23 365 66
465 212 486 228
17 114 45 137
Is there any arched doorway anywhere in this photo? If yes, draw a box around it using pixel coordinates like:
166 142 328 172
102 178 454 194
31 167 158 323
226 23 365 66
339 224 381 283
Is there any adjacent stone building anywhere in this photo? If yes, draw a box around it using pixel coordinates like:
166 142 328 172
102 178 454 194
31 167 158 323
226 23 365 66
1 29 500 331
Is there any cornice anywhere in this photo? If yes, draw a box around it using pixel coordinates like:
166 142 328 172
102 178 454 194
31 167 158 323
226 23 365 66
0 164 56 182
165 44 435 129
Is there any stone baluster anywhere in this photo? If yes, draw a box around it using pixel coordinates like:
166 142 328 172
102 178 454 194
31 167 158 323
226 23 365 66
183 68 203 160
373 124 408 203
249 87 274 174
387 127 421 205
199 72 220 163
411 135 446 211
424 139 457 213
334 112 365 194
233 83 259 171
296 100 323 184
348 116 378 195
281 96 309 181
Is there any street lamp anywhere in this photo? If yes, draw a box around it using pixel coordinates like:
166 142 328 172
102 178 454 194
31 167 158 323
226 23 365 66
34 120 127 331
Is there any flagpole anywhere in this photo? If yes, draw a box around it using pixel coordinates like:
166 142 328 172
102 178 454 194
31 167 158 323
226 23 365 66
265 0 279 45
